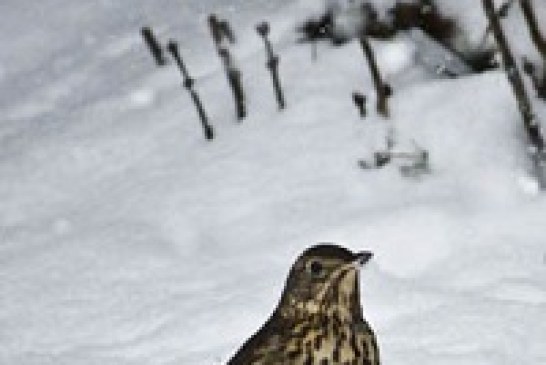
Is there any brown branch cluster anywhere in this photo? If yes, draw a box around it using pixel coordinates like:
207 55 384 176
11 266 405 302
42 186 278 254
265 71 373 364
297 1 498 73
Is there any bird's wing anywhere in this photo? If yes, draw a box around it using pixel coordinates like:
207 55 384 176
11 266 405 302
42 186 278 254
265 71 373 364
354 320 380 365
227 314 291 365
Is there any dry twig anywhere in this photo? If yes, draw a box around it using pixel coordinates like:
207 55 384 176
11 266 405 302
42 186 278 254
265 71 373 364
519 0 546 99
482 0 545 185
358 35 391 118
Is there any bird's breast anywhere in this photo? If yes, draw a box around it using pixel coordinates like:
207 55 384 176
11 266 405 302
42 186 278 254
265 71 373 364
280 315 372 364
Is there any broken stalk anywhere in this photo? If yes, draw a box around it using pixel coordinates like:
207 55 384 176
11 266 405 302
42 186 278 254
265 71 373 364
167 41 214 141
257 21 286 110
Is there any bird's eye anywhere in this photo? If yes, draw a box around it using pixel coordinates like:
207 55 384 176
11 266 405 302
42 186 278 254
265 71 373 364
308 260 324 277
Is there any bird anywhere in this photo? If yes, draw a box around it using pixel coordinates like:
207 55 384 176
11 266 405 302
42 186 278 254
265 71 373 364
227 243 380 365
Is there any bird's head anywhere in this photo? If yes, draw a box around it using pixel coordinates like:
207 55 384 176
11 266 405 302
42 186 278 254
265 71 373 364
278 243 373 320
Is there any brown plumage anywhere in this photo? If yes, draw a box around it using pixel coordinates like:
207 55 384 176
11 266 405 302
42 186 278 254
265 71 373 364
227 243 380 365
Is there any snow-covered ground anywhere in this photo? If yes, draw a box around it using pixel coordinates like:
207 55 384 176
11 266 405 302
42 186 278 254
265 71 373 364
1 0 546 364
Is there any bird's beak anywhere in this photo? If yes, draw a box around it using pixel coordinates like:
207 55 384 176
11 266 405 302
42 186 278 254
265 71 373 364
354 251 373 266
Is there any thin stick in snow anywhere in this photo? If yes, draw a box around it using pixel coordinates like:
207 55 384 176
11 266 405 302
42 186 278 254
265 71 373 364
167 41 214 141
519 0 546 59
476 0 516 49
219 48 247 120
523 58 546 99
257 22 286 110
358 35 391 118
352 92 367 118
208 14 236 48
141 27 167 66
519 0 546 99
482 0 545 185
208 14 247 121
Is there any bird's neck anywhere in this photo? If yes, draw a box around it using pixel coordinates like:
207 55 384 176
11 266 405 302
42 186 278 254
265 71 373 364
276 266 365 325
278 283 364 324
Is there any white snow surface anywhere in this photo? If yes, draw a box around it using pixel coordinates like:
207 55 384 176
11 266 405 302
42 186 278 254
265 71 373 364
1 0 546 364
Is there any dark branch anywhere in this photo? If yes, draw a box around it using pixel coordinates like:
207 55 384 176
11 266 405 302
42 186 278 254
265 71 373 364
352 92 367 118
208 14 247 120
519 0 546 99
257 21 286 110
358 35 390 118
482 0 544 151
167 41 214 140
141 27 167 66
519 0 546 58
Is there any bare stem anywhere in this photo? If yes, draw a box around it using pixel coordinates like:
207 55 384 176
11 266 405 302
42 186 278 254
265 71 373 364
482 0 543 151
519 0 546 58
358 35 390 118
519 0 546 99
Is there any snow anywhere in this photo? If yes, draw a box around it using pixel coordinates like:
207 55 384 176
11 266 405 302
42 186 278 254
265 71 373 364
1 0 546 364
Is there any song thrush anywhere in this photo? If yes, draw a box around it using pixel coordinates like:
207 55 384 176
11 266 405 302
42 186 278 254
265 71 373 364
227 243 380 365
